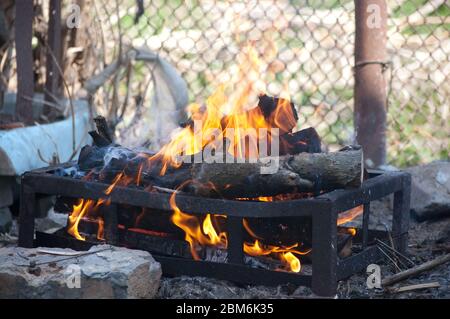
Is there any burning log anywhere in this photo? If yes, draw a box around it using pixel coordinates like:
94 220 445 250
189 147 363 198
76 144 361 198
279 127 321 155
76 95 360 199
88 116 114 147
181 94 299 135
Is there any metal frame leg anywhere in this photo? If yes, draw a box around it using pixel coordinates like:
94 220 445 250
227 216 244 264
392 174 411 254
18 177 36 248
312 206 337 296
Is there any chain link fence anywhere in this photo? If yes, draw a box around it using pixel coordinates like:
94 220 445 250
3 0 449 166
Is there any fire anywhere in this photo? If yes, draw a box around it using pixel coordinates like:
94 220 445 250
65 38 363 274
67 199 91 241
146 42 295 175
170 188 227 260
282 253 301 273
67 198 108 241
338 205 364 226
243 240 309 273
170 189 309 272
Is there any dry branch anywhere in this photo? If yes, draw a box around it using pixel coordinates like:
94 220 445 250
382 254 450 287
387 282 440 294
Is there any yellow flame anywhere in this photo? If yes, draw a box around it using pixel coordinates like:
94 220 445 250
67 199 98 241
170 188 309 272
243 239 309 273
169 186 228 260
67 198 109 241
146 41 296 175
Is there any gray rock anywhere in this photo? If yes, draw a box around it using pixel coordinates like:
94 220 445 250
0 207 12 233
35 208 67 234
405 161 450 221
0 245 162 299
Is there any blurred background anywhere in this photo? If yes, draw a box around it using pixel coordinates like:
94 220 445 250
0 0 449 167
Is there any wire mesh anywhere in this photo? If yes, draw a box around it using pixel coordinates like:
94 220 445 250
3 0 449 166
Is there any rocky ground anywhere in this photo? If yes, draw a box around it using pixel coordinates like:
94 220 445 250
155 215 450 299
0 161 449 299
1 215 448 299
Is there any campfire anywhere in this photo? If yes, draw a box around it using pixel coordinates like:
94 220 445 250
17 43 411 297
62 41 365 274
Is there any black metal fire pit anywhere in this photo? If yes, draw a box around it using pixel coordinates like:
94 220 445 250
18 163 410 297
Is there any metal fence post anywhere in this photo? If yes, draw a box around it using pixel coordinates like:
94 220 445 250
44 0 62 120
354 0 388 167
14 0 34 125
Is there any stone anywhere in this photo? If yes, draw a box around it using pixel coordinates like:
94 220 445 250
0 207 12 233
0 245 162 299
405 161 450 221
35 208 67 233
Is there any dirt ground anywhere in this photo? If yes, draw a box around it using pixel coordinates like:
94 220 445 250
157 214 450 299
1 210 449 299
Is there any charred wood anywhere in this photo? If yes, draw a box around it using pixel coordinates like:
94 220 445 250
190 148 363 198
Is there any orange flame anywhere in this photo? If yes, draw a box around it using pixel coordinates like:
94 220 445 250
67 198 107 241
65 38 370 274
145 41 295 175
169 188 227 260
170 189 309 272
338 205 364 226
243 240 309 273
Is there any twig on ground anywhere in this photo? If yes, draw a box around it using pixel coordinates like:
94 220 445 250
382 254 450 287
14 247 113 267
376 238 415 267
377 244 403 273
387 282 440 294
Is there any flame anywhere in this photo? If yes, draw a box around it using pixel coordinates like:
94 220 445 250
243 240 309 273
145 41 296 175
67 198 107 241
282 252 301 273
170 189 308 272
347 227 357 236
170 188 227 260
97 218 104 240
66 39 312 272
338 205 364 226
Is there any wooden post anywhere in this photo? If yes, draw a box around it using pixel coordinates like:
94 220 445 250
44 0 62 120
14 0 34 125
354 0 388 167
